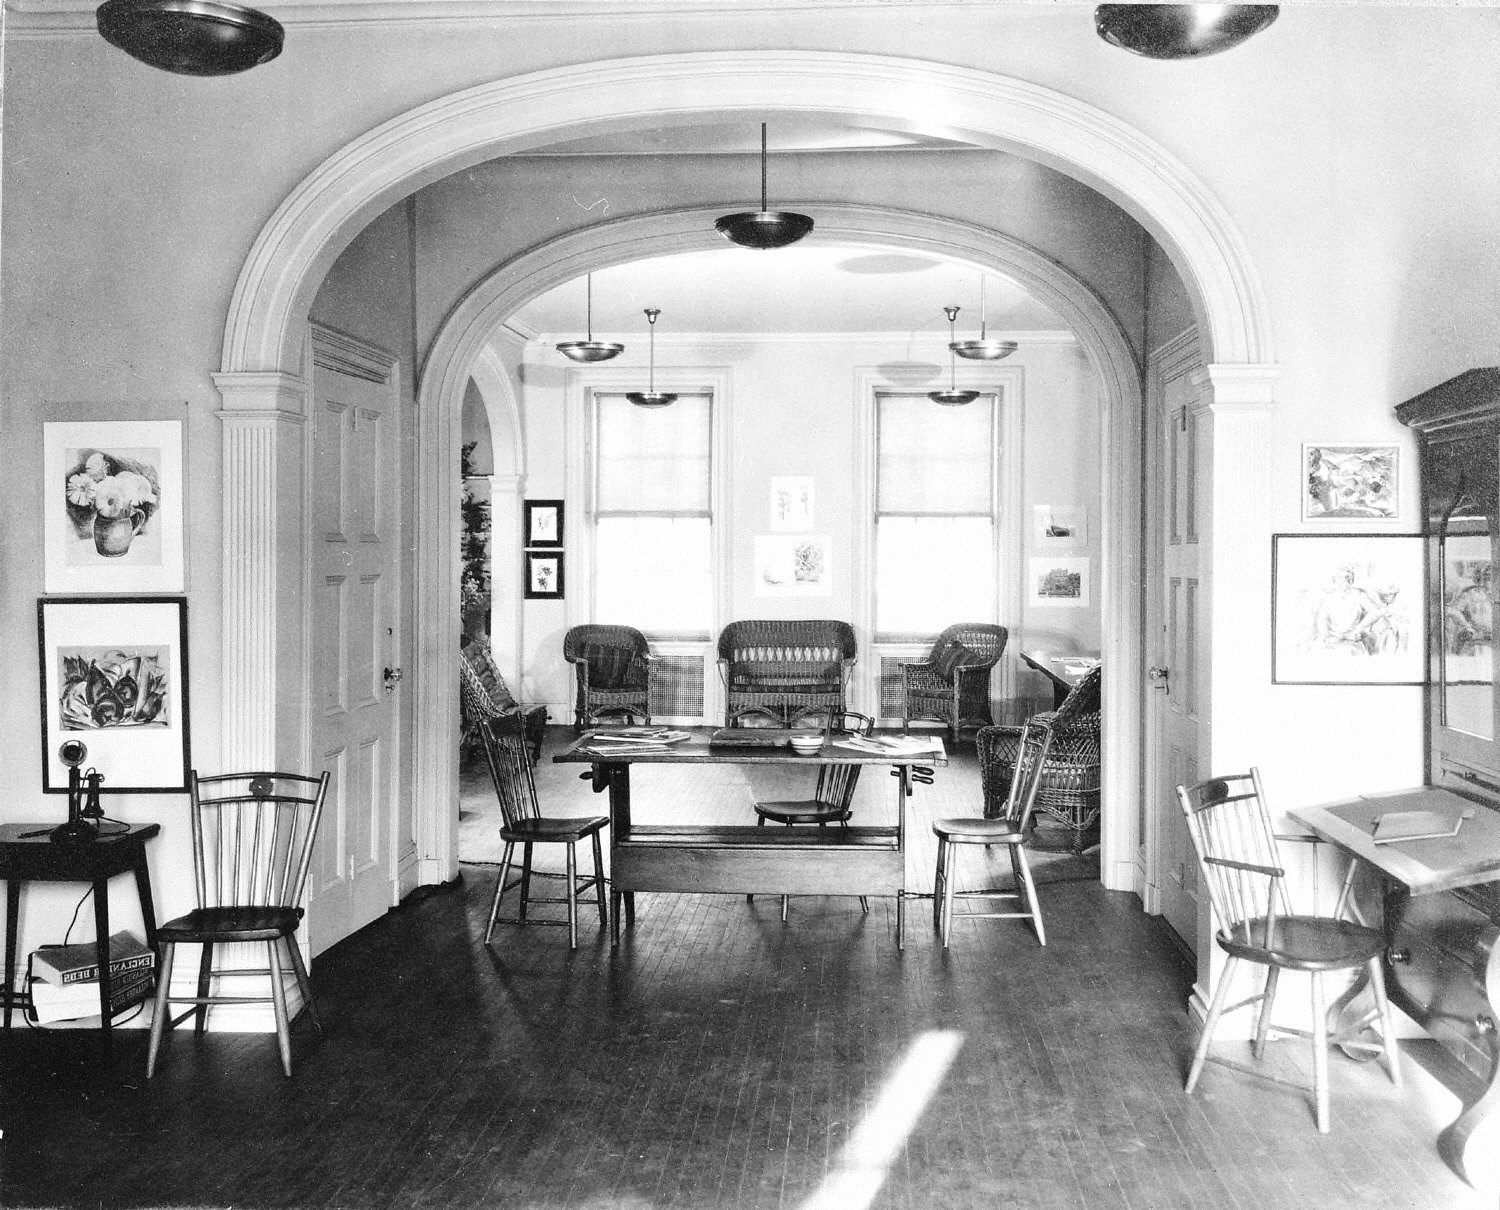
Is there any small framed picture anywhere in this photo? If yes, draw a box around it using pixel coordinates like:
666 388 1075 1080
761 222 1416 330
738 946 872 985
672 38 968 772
524 551 565 600
524 499 564 548
1033 504 1087 550
769 477 814 532
44 420 185 593
1272 533 1423 684
755 534 832 597
1028 556 1090 608
1303 444 1399 522
37 596 191 793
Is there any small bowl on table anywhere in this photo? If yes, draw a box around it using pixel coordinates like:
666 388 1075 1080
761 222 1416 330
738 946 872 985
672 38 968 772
789 734 825 756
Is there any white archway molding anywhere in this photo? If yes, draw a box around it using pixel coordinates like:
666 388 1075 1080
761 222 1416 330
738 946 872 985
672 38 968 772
222 50 1271 376
414 203 1147 889
468 343 526 695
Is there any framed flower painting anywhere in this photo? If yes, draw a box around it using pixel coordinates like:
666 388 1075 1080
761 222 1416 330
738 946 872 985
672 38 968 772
37 596 191 793
44 420 185 593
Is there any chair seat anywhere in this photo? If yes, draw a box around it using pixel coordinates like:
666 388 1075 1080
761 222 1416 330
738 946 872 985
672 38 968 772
158 905 303 943
1219 915 1386 972
500 814 609 844
932 816 1027 843
754 799 851 826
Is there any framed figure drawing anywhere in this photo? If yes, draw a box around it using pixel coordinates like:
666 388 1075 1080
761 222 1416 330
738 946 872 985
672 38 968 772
1303 444 1399 522
37 596 191 793
524 499 564 548
44 420 185 593
1272 533 1423 684
524 550 564 599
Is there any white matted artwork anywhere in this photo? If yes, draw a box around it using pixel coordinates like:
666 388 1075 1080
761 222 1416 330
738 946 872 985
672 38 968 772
44 420 184 593
755 535 831 597
1033 504 1087 549
1028 556 1090 608
1303 443 1399 522
770 477 814 532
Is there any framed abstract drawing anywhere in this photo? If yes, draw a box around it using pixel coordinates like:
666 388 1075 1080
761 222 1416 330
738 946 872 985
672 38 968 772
1303 443 1399 522
43 420 185 593
523 550 565 599
524 499 564 549
37 596 191 793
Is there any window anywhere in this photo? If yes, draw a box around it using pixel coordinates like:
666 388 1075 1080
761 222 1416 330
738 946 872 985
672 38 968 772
592 392 713 638
874 392 998 638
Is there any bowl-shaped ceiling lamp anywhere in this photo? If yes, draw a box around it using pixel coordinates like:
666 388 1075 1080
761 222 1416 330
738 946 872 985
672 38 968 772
555 274 624 363
625 309 678 410
714 124 814 251
1094 4 1279 60
950 278 1018 362
96 0 284 76
929 308 981 407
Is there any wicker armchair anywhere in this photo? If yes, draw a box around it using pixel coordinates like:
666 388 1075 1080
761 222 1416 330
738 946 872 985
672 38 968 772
899 623 1008 745
717 619 857 727
460 638 547 765
562 624 656 730
980 665 1101 854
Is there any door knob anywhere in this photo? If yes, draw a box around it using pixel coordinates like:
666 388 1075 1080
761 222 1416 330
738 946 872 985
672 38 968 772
1147 666 1169 692
383 667 404 692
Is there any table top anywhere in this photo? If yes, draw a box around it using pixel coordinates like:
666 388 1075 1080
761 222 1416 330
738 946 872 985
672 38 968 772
0 822 160 879
1020 651 1100 688
1290 787 1500 896
554 727 947 767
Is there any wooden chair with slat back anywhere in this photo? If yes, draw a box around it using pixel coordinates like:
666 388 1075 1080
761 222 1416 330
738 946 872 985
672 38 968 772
480 713 609 950
749 711 875 921
146 769 331 1079
1175 769 1401 1132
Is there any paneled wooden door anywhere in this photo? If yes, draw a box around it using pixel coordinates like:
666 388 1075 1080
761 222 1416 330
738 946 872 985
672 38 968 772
307 328 402 958
1144 333 1204 952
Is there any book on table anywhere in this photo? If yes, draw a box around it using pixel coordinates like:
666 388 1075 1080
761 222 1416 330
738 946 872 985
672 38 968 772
30 929 155 986
26 964 156 1024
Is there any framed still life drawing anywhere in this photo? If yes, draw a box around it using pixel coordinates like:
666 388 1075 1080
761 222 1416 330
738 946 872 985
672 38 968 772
524 499 564 549
524 550 565 599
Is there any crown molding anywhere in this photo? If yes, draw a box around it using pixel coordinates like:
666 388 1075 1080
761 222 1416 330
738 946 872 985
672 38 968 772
525 329 1077 348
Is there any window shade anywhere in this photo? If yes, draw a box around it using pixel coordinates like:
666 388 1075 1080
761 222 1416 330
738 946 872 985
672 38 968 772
596 393 711 513
876 393 994 514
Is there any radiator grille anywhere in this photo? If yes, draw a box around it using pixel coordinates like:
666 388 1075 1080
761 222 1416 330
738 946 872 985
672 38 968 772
878 655 919 719
651 653 706 719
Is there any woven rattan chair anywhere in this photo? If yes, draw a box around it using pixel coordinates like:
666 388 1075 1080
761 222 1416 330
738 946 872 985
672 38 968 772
1176 769 1401 1133
460 637 547 764
899 623 1008 745
562 624 655 731
717 619 857 727
146 769 331 1078
983 666 1101 854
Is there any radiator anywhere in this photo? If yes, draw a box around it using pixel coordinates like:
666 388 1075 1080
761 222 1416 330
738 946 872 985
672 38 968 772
650 652 706 720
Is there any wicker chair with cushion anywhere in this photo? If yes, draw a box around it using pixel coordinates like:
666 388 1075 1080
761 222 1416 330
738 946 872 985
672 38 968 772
460 638 548 765
899 623 1009 745
562 624 656 731
981 665 1101 854
717 619 857 728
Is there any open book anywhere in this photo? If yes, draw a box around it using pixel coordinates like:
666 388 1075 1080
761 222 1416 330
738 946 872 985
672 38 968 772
1372 807 1474 844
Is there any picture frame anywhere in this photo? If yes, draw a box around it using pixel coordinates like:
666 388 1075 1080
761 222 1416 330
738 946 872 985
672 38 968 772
1271 533 1423 685
1033 504 1087 550
43 420 185 593
755 535 832 597
769 477 814 532
37 596 191 793
1028 556 1090 608
523 550 565 599
1302 443 1399 522
524 499 564 548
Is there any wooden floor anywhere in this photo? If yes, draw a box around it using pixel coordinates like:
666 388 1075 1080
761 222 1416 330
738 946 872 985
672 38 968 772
1 730 1490 1209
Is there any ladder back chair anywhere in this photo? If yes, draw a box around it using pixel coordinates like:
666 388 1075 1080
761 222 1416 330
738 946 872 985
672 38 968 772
900 623 1008 746
1176 769 1401 1133
480 713 609 949
146 769 331 1079
750 711 875 920
930 720 1053 947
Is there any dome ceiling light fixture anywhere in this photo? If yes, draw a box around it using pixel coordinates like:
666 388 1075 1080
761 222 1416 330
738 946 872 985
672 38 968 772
714 123 814 251
555 274 624 363
1094 4 1279 61
625 309 678 410
96 0 285 76
950 278 1018 362
929 308 981 407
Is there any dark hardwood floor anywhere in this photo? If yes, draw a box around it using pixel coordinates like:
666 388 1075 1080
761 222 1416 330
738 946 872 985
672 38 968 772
1 730 1489 1209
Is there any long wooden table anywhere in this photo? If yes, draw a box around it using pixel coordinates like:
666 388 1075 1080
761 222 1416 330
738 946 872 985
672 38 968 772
1020 650 1099 708
554 728 945 948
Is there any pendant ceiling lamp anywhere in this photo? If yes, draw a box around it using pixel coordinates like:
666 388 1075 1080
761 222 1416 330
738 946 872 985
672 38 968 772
1094 4 1279 60
950 279 1018 362
555 274 624 363
625 309 678 410
714 124 814 251
96 0 284 76
929 308 981 407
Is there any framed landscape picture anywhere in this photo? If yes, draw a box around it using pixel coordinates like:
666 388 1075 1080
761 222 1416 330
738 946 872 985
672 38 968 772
37 596 191 793
524 499 564 549
1271 533 1423 684
1028 556 1090 608
523 550 565 599
1303 443 1399 522
43 420 185 593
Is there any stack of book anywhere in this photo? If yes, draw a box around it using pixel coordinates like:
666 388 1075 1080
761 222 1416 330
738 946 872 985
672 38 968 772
27 930 155 1024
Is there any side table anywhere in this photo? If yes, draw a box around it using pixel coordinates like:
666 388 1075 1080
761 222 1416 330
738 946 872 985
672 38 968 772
0 822 161 1036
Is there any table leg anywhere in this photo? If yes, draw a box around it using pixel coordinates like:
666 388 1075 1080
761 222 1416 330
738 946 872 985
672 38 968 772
133 846 159 950
93 878 113 1038
4 880 19 1029
605 761 633 944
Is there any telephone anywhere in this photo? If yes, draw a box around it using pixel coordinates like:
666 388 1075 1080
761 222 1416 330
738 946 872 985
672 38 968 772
51 741 105 844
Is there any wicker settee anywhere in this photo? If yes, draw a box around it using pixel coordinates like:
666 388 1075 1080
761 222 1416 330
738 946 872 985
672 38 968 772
716 619 857 727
